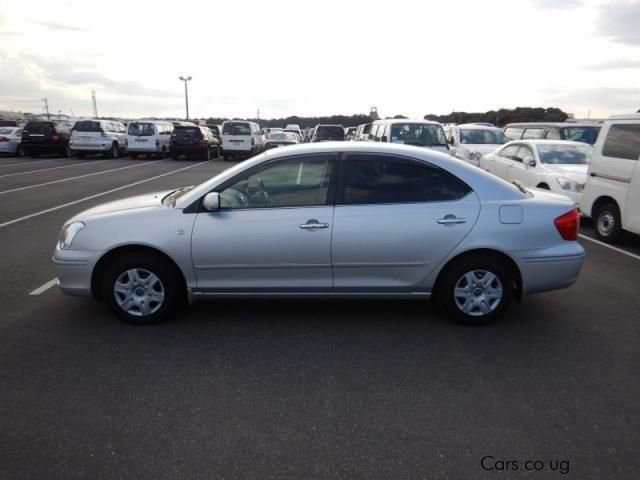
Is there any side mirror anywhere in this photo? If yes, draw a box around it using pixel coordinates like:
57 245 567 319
525 158 536 168
448 137 455 145
202 192 220 212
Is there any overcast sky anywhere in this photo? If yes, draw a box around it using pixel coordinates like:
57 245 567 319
0 0 639 119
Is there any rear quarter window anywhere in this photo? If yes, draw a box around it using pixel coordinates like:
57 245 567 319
601 124 640 160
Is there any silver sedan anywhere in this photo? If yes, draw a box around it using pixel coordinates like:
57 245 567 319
0 127 24 156
53 142 585 325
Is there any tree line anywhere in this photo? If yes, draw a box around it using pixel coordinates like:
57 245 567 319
202 107 571 128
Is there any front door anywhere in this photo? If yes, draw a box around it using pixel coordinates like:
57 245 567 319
191 153 337 291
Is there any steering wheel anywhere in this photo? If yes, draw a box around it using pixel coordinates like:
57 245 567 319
253 177 272 204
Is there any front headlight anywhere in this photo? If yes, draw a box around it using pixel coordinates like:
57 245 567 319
58 221 85 249
555 177 584 193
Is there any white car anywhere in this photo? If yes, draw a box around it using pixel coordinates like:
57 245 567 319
479 140 592 204
580 113 640 243
445 124 508 166
368 119 450 154
70 120 128 158
127 121 174 159
221 120 264 161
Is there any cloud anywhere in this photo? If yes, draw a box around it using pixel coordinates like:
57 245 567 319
32 20 87 32
530 0 582 9
549 87 640 114
585 59 640 70
598 1 640 45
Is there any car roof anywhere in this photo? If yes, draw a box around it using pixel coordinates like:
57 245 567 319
607 113 640 121
456 124 503 130
506 139 592 147
373 119 441 125
505 122 601 128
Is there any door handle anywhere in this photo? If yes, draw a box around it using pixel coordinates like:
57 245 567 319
437 215 466 225
299 219 329 230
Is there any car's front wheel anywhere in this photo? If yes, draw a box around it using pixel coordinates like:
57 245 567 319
437 254 514 325
101 252 183 325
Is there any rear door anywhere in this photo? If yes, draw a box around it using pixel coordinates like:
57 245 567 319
222 122 252 152
331 153 479 291
23 122 54 145
72 120 103 147
491 144 520 178
506 144 535 186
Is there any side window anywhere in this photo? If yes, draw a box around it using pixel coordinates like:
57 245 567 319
522 128 544 139
375 124 385 141
514 145 534 164
602 124 640 160
504 127 523 140
544 128 561 140
498 144 521 161
339 154 471 205
369 125 378 141
219 155 335 209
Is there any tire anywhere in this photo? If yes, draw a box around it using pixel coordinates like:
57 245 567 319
106 143 119 159
214 146 220 158
16 144 24 157
537 183 550 190
101 252 183 325
130 153 138 159
203 147 211 161
594 202 622 244
159 147 167 159
63 144 72 158
436 254 514 325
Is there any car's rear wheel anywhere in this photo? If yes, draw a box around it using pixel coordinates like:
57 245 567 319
594 202 622 244
63 144 72 158
202 147 211 161
436 254 514 325
101 252 182 325
16 144 24 157
106 143 118 159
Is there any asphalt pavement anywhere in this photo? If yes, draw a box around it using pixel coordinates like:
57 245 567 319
0 153 638 479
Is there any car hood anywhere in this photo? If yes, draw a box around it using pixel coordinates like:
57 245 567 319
460 144 502 154
541 164 588 181
68 189 175 223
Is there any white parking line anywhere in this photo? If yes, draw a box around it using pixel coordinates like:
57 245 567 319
0 159 56 168
0 161 154 195
579 234 640 261
29 278 59 295
0 160 108 179
0 161 207 229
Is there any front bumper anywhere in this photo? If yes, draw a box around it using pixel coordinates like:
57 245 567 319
52 247 100 297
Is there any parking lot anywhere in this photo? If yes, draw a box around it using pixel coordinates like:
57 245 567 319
0 153 639 478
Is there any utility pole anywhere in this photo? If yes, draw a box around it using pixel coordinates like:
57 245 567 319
91 90 98 119
42 98 50 120
256 108 260 120
179 76 192 120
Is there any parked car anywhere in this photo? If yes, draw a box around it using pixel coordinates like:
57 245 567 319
310 124 345 142
70 120 128 159
21 121 73 157
126 121 174 159
345 126 357 140
580 113 640 243
264 132 300 150
261 127 283 135
368 119 450 154
445 124 508 166
53 142 583 326
170 125 219 160
221 120 263 161
504 122 601 145
284 124 303 139
479 140 592 204
0 120 19 127
0 127 24 156
354 123 372 141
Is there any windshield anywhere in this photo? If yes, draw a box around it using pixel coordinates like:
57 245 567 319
561 126 600 145
73 121 101 132
0 128 18 135
390 123 447 147
128 122 155 136
24 122 54 134
223 122 251 135
537 144 592 165
267 132 297 141
315 126 344 140
460 128 507 145
173 127 202 139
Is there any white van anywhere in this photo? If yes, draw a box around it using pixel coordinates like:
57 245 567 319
127 121 174 158
221 120 263 161
70 120 127 158
367 119 450 154
580 113 640 243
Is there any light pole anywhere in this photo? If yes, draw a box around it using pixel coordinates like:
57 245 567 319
179 76 192 120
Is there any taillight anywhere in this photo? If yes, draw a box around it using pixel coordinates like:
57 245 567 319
554 209 579 241
0 137 9 142
51 135 60 143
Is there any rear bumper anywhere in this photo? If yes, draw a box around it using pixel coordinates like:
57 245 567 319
515 244 585 295
23 143 66 153
171 145 208 155
0 144 19 153
69 142 112 152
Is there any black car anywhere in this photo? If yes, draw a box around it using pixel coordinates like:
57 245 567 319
21 121 73 157
170 126 220 160
263 132 299 150
311 124 345 142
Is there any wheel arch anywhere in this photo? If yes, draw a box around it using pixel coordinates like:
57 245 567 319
91 244 187 300
433 248 523 302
